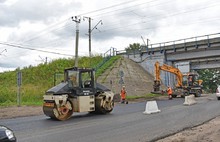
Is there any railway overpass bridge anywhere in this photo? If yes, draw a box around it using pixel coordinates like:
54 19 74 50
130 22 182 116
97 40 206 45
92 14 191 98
117 33 220 87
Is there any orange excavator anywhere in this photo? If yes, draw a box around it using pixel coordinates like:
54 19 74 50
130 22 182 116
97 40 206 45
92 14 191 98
153 61 203 97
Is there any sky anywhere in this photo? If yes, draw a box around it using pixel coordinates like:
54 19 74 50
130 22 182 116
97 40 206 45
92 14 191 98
0 0 220 72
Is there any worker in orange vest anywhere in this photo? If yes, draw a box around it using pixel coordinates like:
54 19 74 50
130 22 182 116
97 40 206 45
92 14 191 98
167 86 173 100
120 86 128 104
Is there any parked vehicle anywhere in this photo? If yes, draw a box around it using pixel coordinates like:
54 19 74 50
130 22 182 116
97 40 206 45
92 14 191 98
0 126 16 142
216 85 220 100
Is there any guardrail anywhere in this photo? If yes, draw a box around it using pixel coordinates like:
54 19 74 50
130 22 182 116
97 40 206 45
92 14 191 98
117 33 220 56
141 32 220 53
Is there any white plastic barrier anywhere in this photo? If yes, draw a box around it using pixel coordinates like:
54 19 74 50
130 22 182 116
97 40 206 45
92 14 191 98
183 95 197 106
143 101 161 114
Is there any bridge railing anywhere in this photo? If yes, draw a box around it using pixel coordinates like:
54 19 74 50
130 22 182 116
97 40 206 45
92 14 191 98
95 47 117 70
142 32 220 53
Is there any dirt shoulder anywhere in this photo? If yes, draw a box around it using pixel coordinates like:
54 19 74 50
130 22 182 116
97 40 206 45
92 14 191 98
156 116 220 142
0 106 43 119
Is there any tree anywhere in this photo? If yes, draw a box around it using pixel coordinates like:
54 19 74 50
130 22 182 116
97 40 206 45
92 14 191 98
125 43 141 52
197 69 220 93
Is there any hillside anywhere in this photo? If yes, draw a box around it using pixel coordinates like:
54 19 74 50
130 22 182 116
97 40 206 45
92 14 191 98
0 55 156 106
97 56 155 96
0 56 119 106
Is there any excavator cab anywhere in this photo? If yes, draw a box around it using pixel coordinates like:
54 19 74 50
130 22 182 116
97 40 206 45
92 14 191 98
182 73 202 87
182 72 203 97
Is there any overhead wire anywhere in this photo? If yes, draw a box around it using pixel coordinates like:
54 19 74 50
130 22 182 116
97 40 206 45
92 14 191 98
95 17 220 34
14 0 171 50
5 0 219 68
21 18 72 43
88 0 173 29
9 0 188 44
92 1 220 34
2 0 220 57
17 0 164 45
77 0 147 16
82 0 161 17
17 0 148 44
0 42 73 56
25 0 220 44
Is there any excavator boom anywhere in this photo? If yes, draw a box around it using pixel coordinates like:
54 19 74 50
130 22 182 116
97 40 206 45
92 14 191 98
154 61 183 87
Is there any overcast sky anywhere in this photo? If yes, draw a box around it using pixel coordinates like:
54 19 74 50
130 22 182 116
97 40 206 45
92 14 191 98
0 0 220 72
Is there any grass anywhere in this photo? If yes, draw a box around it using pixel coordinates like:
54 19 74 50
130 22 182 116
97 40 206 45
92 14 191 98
95 56 121 78
0 55 164 107
126 93 164 101
0 55 120 106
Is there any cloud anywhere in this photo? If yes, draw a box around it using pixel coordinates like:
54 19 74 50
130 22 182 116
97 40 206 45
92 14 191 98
0 0 81 27
0 0 220 72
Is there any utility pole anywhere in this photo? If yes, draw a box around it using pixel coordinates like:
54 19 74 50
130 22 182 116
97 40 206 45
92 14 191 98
141 36 150 52
45 57 48 64
84 17 102 57
88 17 92 57
147 39 150 47
72 16 81 67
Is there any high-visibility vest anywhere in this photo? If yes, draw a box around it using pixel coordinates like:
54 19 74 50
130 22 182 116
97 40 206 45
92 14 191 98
120 89 126 99
167 87 172 95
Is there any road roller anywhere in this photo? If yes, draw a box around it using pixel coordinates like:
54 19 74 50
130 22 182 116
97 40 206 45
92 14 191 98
43 67 114 121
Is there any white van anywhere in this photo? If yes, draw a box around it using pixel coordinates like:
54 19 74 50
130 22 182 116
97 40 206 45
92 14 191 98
216 85 220 100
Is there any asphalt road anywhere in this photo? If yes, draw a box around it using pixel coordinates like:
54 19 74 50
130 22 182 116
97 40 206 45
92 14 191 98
1 94 220 142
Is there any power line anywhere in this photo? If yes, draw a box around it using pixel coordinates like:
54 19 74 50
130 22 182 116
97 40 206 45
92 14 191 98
16 0 218 46
14 0 161 45
78 0 146 16
24 0 217 43
15 0 146 44
21 18 71 43
87 0 163 18
92 1 220 34
2 0 220 58
93 17 220 37
0 42 73 56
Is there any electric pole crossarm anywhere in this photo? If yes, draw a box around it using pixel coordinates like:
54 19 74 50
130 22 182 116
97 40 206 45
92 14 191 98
91 20 102 32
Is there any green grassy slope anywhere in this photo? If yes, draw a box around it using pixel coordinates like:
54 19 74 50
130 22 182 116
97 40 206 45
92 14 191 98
0 56 120 106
